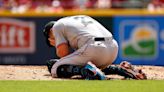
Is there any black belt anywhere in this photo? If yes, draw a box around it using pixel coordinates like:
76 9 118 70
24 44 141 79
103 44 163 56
94 37 113 41
94 37 105 41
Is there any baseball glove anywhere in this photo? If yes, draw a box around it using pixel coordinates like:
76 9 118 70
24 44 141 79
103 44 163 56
119 61 147 80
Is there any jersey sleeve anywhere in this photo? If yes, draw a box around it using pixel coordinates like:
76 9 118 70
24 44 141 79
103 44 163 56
52 22 67 47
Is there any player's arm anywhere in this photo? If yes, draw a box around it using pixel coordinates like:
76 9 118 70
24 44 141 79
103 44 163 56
56 43 69 58
52 22 69 58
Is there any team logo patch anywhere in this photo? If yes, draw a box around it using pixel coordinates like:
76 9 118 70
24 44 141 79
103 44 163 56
119 20 158 59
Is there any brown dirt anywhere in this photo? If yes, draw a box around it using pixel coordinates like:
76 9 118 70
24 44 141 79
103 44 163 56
0 65 164 80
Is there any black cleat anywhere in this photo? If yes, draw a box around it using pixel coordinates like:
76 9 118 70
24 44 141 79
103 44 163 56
46 59 58 73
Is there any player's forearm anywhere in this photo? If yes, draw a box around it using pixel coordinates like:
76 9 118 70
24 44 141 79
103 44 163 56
57 49 69 58
56 43 70 58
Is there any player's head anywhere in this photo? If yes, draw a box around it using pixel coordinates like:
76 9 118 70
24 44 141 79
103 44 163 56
43 21 56 47
43 21 56 37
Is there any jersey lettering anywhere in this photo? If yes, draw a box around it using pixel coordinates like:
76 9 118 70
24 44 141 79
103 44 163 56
73 16 93 27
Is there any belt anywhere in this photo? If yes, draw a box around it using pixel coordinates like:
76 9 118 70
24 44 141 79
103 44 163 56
94 37 113 42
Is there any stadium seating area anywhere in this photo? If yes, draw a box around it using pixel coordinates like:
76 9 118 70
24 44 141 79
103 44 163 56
0 0 164 13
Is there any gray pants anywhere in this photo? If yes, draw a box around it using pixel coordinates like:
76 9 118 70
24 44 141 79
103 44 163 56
51 39 118 78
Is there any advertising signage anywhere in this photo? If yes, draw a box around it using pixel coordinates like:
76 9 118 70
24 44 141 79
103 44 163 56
114 16 164 65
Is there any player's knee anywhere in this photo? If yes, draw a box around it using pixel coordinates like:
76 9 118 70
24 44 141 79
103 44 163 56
56 64 82 78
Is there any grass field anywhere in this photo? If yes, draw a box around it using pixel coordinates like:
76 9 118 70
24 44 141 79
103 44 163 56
0 80 164 92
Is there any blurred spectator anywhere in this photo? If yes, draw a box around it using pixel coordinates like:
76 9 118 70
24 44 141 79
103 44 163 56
0 0 159 13
112 0 144 8
11 0 32 13
112 0 126 8
0 0 4 11
85 0 97 9
51 0 63 12
2 0 12 10
0 0 2 7
59 0 78 10
95 0 112 9
147 0 164 11
35 0 52 13
75 0 87 10
126 0 144 8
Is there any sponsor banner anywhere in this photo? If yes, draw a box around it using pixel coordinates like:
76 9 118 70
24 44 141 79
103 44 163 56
114 16 164 65
0 18 35 53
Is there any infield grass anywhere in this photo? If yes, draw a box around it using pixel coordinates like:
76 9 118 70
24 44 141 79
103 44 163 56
0 80 164 92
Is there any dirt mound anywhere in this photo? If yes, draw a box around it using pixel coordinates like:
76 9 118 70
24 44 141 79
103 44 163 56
0 65 164 80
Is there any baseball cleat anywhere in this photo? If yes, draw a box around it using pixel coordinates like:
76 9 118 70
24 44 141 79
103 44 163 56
82 62 106 80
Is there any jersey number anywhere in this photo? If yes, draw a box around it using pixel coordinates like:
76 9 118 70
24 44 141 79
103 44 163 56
73 16 93 27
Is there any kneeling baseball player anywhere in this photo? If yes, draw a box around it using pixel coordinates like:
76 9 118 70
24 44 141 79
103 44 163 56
43 15 147 80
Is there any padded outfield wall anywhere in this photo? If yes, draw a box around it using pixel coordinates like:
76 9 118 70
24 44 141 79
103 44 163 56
0 9 164 65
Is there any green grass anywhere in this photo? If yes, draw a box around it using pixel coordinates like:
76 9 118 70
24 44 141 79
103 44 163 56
0 80 164 92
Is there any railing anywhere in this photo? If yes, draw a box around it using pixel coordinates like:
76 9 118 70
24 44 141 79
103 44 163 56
1 9 164 17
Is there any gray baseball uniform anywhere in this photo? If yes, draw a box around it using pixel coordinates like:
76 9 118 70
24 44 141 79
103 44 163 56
51 15 118 77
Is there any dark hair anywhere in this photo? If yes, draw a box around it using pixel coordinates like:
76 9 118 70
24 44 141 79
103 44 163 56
43 21 56 47
43 21 56 37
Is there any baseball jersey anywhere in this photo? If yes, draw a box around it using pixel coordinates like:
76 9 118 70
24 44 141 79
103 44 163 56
52 15 112 49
